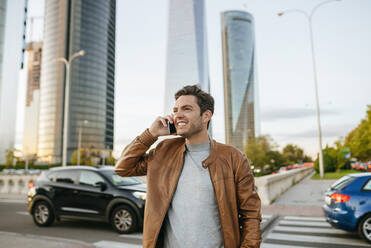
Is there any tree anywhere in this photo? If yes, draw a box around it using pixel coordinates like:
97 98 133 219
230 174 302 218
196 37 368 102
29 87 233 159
334 138 351 172
244 135 277 171
344 105 371 161
5 149 15 167
314 145 337 173
70 148 93 165
282 144 305 164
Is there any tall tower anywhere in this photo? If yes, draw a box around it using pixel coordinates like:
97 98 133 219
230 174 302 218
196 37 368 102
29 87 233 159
164 0 210 113
23 42 42 156
221 10 258 151
38 0 116 163
0 0 27 163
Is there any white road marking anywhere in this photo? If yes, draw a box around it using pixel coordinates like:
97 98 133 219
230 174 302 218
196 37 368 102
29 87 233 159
265 232 369 247
94 240 141 248
279 220 332 227
119 233 143 240
283 216 325 221
16 211 29 216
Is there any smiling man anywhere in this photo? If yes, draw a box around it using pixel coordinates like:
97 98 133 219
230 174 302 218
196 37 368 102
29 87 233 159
115 85 262 248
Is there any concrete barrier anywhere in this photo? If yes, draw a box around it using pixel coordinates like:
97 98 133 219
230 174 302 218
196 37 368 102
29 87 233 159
255 167 314 205
1 167 313 205
0 174 40 194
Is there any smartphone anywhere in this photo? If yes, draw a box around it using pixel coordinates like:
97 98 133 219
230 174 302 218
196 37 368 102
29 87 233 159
167 120 176 134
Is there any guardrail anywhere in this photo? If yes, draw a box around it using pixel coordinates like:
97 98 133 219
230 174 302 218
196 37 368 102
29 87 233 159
0 174 40 194
255 167 314 205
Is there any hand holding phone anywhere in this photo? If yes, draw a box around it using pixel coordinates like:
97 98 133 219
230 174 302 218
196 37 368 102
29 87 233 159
167 120 176 135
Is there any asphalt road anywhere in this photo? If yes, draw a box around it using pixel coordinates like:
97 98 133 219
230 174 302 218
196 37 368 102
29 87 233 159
0 200 142 247
1 200 370 248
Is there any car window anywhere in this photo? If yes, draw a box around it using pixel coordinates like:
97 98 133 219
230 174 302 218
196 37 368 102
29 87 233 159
330 176 355 190
362 179 371 191
48 170 78 184
79 171 105 187
101 170 141 186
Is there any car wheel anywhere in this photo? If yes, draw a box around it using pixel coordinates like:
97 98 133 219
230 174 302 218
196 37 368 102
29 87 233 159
32 201 54 227
111 205 137 234
358 213 371 244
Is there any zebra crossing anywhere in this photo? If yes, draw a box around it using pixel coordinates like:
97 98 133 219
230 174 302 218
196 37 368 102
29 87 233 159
94 215 274 248
262 216 370 248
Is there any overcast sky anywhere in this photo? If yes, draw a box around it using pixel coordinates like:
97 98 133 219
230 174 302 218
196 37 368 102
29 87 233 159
16 0 371 158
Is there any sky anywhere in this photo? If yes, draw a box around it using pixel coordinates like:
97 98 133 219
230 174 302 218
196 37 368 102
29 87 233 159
15 0 371 159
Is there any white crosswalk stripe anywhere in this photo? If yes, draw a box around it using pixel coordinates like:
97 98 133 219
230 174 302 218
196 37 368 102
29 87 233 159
93 214 274 247
262 215 370 248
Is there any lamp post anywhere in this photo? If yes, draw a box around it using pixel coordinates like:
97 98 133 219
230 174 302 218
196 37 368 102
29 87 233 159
77 120 89 166
57 50 85 167
278 0 341 179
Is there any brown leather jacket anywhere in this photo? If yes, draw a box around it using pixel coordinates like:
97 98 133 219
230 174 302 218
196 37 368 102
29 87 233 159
115 129 262 248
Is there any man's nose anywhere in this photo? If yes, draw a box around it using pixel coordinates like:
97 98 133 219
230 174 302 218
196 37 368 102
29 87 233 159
174 111 184 119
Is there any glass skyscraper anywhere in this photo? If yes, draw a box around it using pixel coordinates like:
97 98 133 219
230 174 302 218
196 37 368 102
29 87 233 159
0 0 27 163
38 0 115 163
164 0 210 113
221 10 258 152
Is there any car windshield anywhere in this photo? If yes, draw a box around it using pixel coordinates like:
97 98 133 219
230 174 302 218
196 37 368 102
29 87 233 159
330 176 355 190
101 170 142 186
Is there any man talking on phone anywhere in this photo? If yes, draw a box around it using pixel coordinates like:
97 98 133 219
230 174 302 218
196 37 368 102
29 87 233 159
115 85 261 248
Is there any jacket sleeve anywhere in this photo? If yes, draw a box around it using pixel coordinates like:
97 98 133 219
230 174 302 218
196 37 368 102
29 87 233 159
114 129 158 177
236 155 262 248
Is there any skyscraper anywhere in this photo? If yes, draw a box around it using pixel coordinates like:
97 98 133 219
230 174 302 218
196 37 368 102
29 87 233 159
23 42 42 156
164 0 210 113
221 10 259 152
0 0 27 163
38 0 116 163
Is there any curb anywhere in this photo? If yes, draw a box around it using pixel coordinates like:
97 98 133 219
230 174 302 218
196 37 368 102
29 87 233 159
261 214 279 234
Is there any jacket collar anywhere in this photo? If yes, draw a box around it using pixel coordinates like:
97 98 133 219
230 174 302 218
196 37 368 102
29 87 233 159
178 137 217 168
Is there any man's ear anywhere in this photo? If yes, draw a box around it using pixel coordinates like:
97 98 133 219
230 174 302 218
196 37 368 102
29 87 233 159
203 110 212 124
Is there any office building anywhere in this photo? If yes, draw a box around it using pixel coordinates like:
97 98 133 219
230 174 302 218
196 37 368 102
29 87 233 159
164 0 210 113
38 0 116 163
0 0 27 163
23 42 42 156
221 10 259 151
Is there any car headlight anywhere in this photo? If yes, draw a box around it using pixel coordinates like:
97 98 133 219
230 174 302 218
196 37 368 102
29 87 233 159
133 191 146 200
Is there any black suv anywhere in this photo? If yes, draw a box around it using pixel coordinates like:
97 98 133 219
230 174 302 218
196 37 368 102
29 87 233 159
27 166 146 233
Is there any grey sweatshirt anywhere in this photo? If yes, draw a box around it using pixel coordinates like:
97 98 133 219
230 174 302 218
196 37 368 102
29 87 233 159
163 141 223 248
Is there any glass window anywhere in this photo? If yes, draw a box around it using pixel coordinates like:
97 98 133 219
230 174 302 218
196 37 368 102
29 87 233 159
101 170 141 186
48 170 78 184
362 179 371 191
330 176 355 190
79 170 105 187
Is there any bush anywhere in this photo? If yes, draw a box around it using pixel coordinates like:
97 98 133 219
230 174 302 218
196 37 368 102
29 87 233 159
314 146 337 173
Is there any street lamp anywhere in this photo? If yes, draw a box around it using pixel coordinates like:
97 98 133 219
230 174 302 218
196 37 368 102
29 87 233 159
77 120 89 166
57 50 85 167
278 0 341 179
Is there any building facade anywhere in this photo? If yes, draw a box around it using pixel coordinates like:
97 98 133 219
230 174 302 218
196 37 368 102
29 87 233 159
0 0 27 163
164 0 210 113
23 42 42 156
38 0 115 163
221 10 259 152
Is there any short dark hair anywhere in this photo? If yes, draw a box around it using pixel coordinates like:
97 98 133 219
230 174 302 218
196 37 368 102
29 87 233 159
174 85 214 128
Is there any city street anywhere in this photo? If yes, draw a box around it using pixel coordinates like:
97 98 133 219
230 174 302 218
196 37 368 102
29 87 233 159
0 199 370 247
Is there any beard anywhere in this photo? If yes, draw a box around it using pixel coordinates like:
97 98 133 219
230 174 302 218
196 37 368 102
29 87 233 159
178 117 203 139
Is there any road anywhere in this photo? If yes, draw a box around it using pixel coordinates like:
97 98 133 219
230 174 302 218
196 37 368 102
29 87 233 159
261 215 370 248
0 200 141 247
1 200 370 247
